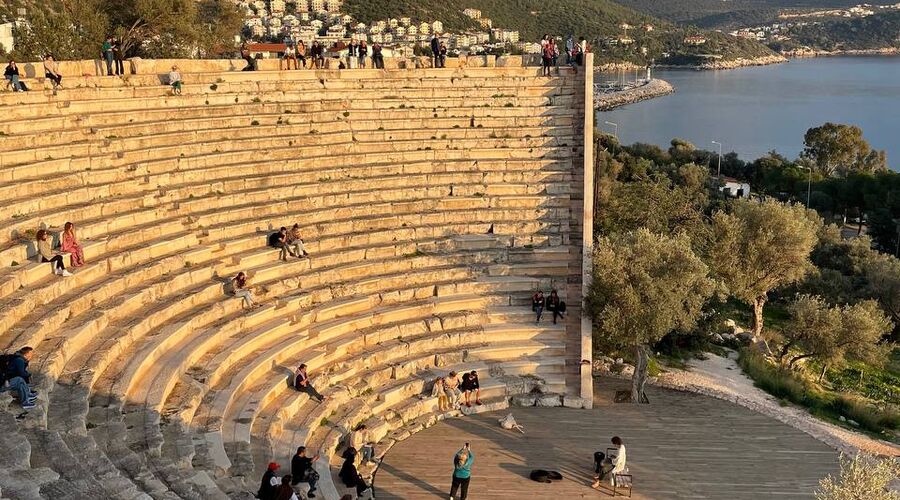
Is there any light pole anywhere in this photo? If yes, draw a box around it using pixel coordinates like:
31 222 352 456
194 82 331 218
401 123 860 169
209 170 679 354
798 165 812 207
711 140 722 178
604 121 618 141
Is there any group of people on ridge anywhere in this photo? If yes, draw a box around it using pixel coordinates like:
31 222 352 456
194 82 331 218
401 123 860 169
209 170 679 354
540 34 590 76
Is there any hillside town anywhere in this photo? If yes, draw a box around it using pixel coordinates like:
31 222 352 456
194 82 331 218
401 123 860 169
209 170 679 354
235 0 534 56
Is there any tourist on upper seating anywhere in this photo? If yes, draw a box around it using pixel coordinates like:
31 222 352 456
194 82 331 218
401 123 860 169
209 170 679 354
37 229 72 277
357 41 367 68
286 224 309 258
231 271 255 308
294 364 325 402
578 37 589 66
290 446 320 498
274 474 299 500
257 462 280 500
371 42 384 69
431 35 441 68
281 41 297 71
349 424 376 464
240 42 256 71
347 39 357 67
3 346 37 410
449 444 474 500
297 40 308 69
439 42 448 68
102 36 114 76
545 289 566 324
43 55 63 93
168 65 183 95
532 290 545 322
460 370 482 407
61 222 85 267
4 60 27 92
552 39 560 67
443 371 462 408
593 436 627 489
339 447 371 497
113 38 125 75
311 41 324 69
541 40 553 77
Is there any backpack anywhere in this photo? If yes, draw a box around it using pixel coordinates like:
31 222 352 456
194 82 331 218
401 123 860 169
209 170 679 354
0 353 14 385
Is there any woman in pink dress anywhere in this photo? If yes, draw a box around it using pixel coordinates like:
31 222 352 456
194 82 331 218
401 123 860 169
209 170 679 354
60 222 85 267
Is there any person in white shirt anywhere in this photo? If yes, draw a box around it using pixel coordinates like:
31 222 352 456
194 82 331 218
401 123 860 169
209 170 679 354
593 436 627 489
349 424 376 464
168 65 182 95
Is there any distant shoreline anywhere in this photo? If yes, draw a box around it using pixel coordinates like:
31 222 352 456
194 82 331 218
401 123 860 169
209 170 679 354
784 47 900 58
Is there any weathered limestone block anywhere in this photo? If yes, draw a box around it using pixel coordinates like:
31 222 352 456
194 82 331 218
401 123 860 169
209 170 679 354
535 394 563 407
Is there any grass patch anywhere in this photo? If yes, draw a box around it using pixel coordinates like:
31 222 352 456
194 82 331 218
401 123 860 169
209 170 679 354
738 349 900 439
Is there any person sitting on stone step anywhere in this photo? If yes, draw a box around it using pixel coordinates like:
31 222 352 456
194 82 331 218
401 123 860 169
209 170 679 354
443 371 462 408
286 224 310 258
532 290 545 323
257 462 280 500
546 289 565 324
4 60 27 92
432 376 449 411
2 346 38 410
339 447 371 497
43 54 63 93
230 271 255 308
274 474 299 500
60 222 85 267
294 364 325 402
36 229 72 277
168 65 182 95
269 226 296 261
290 446 320 498
460 370 482 407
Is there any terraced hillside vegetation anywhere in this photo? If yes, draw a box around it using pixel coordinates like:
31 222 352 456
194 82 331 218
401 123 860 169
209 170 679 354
0 58 591 499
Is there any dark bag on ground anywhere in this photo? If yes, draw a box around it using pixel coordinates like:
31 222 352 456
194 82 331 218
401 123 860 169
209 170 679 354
529 469 563 483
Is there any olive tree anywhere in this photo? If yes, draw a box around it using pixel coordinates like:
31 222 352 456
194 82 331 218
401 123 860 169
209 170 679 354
586 229 715 403
776 295 890 374
816 453 900 500
708 199 821 337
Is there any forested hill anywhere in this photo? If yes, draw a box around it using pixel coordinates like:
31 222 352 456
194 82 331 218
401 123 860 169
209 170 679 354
783 11 900 51
344 0 776 63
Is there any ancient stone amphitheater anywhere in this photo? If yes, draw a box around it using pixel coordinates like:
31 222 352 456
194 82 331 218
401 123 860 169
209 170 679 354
0 55 594 499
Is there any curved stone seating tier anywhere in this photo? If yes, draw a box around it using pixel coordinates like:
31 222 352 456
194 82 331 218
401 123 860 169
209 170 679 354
0 61 590 500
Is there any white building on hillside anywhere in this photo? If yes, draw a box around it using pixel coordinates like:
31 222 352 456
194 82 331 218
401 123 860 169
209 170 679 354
721 177 751 198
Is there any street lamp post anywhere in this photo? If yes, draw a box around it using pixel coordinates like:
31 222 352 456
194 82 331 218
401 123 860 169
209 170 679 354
604 121 618 141
799 165 812 207
711 140 722 178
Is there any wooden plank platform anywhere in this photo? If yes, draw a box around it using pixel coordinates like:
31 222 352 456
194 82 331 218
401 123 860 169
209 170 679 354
372 379 839 499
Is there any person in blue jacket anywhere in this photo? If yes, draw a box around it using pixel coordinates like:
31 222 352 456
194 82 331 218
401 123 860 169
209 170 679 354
3 346 37 409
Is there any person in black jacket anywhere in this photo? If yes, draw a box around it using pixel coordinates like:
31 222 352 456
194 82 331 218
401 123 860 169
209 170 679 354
257 462 280 500
430 35 440 68
532 290 545 323
338 448 370 496
4 346 37 409
4 60 26 92
291 447 320 498
545 289 566 324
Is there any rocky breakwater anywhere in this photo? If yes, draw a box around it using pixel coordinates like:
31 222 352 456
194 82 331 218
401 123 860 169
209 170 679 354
695 54 787 70
595 78 674 111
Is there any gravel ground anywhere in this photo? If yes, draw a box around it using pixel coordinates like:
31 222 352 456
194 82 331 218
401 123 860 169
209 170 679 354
653 350 900 457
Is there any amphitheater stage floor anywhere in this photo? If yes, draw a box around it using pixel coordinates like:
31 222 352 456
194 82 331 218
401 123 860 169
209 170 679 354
371 378 839 499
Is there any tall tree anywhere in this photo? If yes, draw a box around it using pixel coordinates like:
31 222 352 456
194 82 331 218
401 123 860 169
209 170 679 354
12 0 109 60
708 199 821 337
586 229 715 403
801 123 888 177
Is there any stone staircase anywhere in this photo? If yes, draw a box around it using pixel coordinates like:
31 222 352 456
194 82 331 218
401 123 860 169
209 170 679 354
0 60 591 499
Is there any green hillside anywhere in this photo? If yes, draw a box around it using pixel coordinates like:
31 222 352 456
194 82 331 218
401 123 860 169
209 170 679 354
781 11 900 51
344 0 776 64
